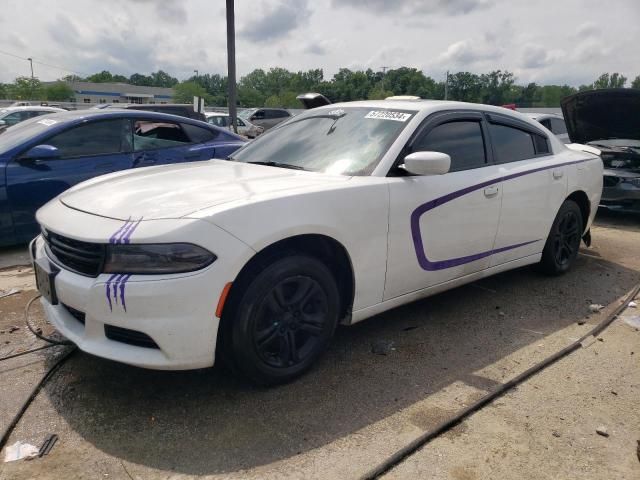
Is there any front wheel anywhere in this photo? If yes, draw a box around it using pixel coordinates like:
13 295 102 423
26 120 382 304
538 200 583 275
223 255 339 385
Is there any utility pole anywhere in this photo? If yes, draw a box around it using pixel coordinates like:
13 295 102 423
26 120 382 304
193 69 199 79
380 66 390 91
27 57 34 100
226 0 238 133
444 70 449 100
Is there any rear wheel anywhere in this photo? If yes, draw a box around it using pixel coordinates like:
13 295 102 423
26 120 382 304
223 255 339 385
539 200 583 275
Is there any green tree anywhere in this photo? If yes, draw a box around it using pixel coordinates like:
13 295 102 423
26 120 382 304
86 70 116 83
447 72 482 102
11 76 45 100
382 67 437 98
593 72 627 89
129 73 153 86
479 70 515 105
44 82 74 101
264 91 299 108
173 81 211 104
151 70 179 88
631 76 640 89
367 84 394 100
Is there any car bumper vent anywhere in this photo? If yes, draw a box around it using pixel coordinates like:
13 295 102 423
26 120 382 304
43 231 104 277
63 304 85 325
104 324 159 349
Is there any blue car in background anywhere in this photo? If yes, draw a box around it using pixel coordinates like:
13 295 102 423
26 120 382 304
0 109 246 246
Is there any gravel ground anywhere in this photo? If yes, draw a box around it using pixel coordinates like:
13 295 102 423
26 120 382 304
0 210 639 479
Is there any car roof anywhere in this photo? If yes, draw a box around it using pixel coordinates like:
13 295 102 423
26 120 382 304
0 106 64 112
313 99 529 115
35 108 209 124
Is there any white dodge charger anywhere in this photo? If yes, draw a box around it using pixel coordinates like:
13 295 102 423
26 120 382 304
32 99 603 384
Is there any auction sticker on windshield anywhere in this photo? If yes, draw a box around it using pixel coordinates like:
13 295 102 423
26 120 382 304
365 110 412 122
37 119 57 126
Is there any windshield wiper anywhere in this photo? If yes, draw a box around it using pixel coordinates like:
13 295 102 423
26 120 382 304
248 161 308 171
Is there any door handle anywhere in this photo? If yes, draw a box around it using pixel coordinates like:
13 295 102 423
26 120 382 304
553 169 564 179
483 185 499 197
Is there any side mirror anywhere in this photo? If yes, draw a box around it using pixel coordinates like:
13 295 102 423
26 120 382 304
21 144 60 161
401 151 451 175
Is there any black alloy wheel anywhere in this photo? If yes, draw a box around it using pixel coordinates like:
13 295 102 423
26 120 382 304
539 200 583 275
223 255 339 385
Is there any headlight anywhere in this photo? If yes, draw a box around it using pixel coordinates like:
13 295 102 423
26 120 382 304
104 243 216 274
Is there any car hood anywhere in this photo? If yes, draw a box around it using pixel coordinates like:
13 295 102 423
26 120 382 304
59 160 351 220
561 88 640 144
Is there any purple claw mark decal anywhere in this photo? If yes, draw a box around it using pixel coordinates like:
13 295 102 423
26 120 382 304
105 273 119 311
105 217 144 311
411 159 590 271
109 217 132 244
119 275 132 311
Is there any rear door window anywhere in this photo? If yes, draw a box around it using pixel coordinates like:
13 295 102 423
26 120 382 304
133 120 191 151
44 119 131 158
488 123 537 163
181 123 218 143
413 120 487 172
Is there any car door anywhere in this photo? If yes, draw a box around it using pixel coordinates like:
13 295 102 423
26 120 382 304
485 114 567 267
249 109 267 129
384 112 504 300
6 118 133 241
132 118 213 167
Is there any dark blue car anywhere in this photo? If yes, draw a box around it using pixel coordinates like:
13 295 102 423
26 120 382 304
0 109 246 246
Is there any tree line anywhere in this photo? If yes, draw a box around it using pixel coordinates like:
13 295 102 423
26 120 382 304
1 68 639 107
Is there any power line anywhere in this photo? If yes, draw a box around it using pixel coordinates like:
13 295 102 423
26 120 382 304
0 49 88 77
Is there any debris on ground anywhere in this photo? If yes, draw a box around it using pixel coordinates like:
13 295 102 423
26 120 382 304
371 340 395 355
8 326 20 333
402 326 418 332
0 288 21 299
577 320 587 325
3 441 39 462
552 431 561 438
624 316 640 329
596 426 610 438
38 434 58 457
589 304 605 313
628 301 637 308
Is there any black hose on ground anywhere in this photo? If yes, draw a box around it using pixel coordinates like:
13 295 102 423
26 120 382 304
362 282 640 480
24 295 72 346
0 344 57 362
0 345 76 452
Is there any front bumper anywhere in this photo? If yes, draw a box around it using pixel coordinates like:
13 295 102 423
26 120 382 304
601 175 640 212
32 209 254 370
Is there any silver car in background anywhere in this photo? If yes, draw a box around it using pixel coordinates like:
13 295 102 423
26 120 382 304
0 106 66 133
524 112 570 144
205 112 264 138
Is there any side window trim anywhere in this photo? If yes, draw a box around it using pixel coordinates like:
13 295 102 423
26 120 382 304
483 113 552 163
390 110 494 175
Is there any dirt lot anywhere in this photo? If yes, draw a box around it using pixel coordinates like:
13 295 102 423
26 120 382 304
1 211 639 480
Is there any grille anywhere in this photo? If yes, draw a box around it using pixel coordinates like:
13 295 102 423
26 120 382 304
44 231 105 277
63 304 85 325
104 325 159 349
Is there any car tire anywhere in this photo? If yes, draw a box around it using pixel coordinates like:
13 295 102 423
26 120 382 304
223 255 340 385
538 200 583 275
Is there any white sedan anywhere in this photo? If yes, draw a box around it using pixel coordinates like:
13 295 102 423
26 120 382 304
32 99 603 385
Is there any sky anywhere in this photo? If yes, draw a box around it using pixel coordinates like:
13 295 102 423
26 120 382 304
0 0 639 86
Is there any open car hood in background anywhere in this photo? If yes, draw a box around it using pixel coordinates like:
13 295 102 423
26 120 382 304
296 92 332 109
561 88 640 144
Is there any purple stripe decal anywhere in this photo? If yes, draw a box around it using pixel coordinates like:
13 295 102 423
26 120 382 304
411 159 590 271
119 274 132 311
105 273 119 311
109 217 131 244
122 218 143 244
